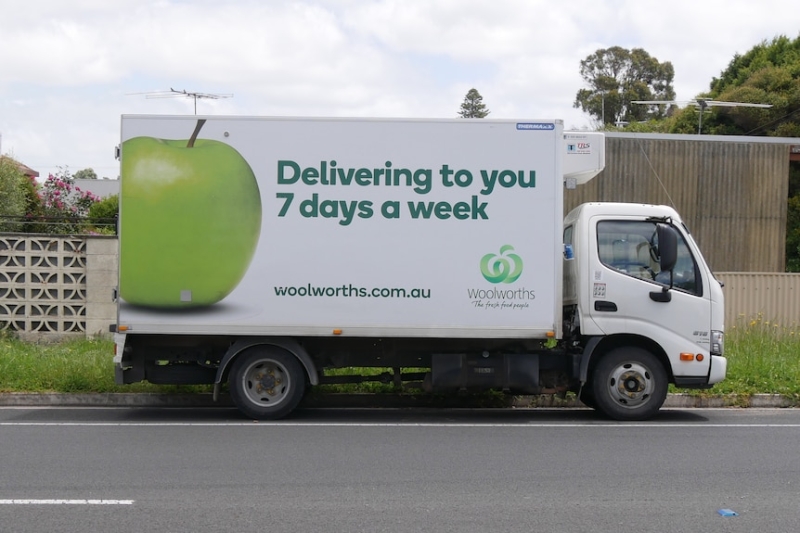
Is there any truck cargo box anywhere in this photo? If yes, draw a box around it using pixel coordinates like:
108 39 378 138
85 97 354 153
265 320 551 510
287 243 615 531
118 117 573 339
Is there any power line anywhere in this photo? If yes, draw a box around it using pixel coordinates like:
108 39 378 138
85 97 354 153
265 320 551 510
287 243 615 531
744 106 800 136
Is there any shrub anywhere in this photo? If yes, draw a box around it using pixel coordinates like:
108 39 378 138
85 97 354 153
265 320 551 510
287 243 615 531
0 156 27 231
36 169 100 234
87 194 119 234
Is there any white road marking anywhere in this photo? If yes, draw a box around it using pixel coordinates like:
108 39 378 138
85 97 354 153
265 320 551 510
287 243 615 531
1 422 800 428
0 500 133 505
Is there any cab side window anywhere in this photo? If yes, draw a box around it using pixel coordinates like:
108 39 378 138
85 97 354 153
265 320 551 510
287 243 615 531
597 220 701 296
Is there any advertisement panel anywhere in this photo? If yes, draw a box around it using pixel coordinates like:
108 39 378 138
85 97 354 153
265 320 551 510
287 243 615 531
118 116 562 337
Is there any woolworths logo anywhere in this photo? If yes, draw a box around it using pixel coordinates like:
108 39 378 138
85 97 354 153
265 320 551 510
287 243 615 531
480 245 523 284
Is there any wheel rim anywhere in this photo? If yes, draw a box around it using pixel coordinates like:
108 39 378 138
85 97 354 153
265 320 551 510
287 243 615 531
239 359 292 408
605 361 655 409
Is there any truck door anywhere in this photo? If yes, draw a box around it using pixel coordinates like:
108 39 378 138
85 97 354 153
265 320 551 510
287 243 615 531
589 218 712 379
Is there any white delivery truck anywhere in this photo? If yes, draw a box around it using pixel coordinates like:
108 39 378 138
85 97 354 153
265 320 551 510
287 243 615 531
114 116 726 421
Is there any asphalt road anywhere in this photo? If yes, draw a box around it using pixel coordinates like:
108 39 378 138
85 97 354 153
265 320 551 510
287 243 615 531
1 407 799 533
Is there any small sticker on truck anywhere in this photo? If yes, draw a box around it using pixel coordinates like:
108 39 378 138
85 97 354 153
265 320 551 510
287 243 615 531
593 283 607 299
566 142 592 154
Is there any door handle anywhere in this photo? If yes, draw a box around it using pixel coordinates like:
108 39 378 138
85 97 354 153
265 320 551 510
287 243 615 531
594 301 617 312
649 290 672 303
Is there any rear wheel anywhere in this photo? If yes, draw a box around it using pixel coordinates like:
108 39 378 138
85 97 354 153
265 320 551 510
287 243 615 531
229 347 306 420
591 347 667 421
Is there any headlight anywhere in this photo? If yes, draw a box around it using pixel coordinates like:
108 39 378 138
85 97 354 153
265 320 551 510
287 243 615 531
711 330 724 356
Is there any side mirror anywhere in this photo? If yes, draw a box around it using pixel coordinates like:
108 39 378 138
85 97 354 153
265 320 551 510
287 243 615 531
656 223 678 273
650 223 678 303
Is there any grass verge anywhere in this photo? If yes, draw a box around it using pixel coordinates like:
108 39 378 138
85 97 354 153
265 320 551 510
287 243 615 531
0 335 210 394
1 315 798 399
672 315 800 401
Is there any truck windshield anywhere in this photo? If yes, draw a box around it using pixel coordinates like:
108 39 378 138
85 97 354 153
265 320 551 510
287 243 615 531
597 220 701 296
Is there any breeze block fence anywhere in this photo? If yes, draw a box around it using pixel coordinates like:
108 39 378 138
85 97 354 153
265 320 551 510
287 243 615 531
0 234 117 342
0 234 799 343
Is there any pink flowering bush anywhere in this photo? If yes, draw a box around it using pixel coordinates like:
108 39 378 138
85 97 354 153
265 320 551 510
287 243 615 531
25 168 101 234
40 173 99 217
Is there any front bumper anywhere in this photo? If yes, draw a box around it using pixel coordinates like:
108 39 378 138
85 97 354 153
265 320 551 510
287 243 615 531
708 355 727 385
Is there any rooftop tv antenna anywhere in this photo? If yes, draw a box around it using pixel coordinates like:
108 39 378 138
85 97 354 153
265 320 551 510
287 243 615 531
632 99 772 134
130 88 233 114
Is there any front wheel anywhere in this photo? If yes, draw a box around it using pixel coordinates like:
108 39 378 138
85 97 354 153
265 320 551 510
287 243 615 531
229 347 306 420
591 347 668 421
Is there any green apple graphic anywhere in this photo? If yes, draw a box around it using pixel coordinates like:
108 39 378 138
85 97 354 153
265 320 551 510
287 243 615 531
120 119 262 308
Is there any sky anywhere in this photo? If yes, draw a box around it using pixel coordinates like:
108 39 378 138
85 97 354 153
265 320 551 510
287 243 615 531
1 0 799 180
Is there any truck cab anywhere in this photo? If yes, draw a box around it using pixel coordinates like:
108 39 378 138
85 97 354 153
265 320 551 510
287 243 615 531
563 202 726 419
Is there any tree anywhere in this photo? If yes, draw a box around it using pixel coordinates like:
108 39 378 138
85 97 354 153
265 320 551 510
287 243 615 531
458 88 490 118
574 46 675 127
788 165 800 272
0 156 27 231
788 195 800 272
74 168 98 180
19 174 46 233
674 35 800 137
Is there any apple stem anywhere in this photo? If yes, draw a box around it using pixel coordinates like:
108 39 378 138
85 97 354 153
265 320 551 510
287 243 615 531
187 119 207 148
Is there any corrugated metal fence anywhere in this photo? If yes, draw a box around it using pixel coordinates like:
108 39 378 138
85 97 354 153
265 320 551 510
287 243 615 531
717 272 800 327
565 134 791 273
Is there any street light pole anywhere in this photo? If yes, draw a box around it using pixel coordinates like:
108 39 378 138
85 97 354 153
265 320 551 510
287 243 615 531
602 93 605 126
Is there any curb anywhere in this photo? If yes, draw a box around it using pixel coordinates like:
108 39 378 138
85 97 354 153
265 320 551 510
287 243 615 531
512 393 798 409
0 393 796 409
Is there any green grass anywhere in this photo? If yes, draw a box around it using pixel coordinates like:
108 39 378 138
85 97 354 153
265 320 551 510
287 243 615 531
0 334 210 394
1 317 799 398
673 315 800 400
315 367 425 394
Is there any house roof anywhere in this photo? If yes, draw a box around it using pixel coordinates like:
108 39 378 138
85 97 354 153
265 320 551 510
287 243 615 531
0 155 39 178
73 178 119 198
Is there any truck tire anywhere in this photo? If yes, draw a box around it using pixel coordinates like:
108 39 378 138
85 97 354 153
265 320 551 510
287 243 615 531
578 387 597 409
590 347 667 421
229 347 306 420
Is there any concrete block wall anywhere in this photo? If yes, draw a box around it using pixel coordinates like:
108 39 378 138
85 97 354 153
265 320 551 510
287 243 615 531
85 237 118 338
0 234 118 342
